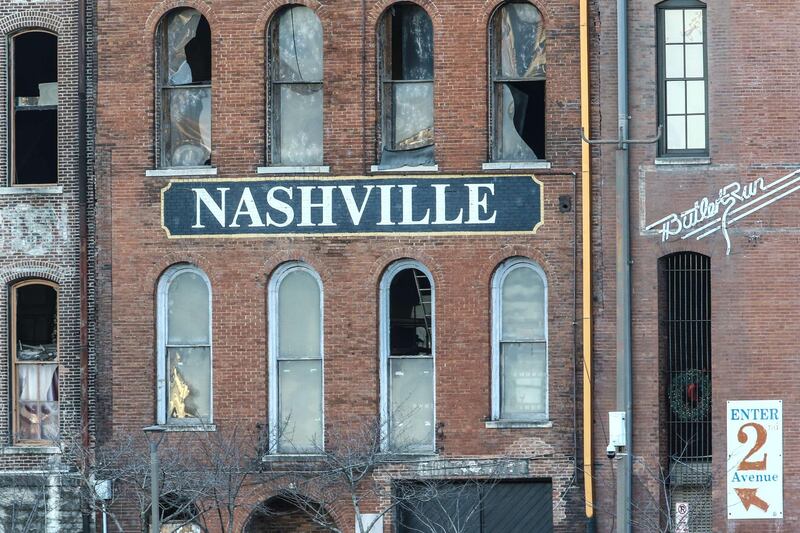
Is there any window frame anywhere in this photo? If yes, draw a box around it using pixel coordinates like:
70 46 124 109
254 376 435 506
154 8 213 170
376 3 435 161
11 279 60 444
491 257 549 422
488 1 547 162
266 5 325 167
267 261 325 454
156 264 214 426
656 0 708 157
379 259 436 453
9 29 59 186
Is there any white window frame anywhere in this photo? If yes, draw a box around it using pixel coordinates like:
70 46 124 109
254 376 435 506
156 264 213 426
379 259 436 453
491 257 548 421
268 262 325 454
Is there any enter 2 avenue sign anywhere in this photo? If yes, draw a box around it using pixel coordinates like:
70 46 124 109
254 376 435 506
161 175 543 238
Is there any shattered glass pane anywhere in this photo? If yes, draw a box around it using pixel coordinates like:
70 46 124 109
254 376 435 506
502 266 545 340
391 82 433 150
278 268 321 358
164 87 212 167
496 81 544 160
168 347 211 421
167 9 211 85
276 84 323 165
276 6 323 82
389 357 434 450
497 3 545 79
167 270 210 345
17 364 58 440
278 359 323 452
501 342 546 418
390 268 433 356
391 5 434 81
684 10 703 43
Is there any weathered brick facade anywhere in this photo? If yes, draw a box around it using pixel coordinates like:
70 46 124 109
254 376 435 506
0 0 94 530
591 0 800 531
95 0 585 530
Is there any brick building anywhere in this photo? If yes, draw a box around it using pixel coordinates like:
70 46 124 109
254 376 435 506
95 0 585 530
0 0 94 530
591 0 800 531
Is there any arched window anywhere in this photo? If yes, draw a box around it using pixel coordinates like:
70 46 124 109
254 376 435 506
268 6 324 166
491 258 548 421
156 8 212 168
11 30 58 184
268 262 324 453
377 4 435 169
157 265 212 425
380 261 435 452
489 2 546 161
11 280 59 442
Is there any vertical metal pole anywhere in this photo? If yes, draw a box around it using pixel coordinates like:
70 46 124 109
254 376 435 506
615 0 633 529
150 440 159 533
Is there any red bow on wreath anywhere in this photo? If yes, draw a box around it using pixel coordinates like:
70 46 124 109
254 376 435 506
686 382 699 403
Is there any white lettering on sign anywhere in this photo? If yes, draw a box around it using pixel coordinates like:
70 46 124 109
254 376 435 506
727 400 783 520
646 169 800 254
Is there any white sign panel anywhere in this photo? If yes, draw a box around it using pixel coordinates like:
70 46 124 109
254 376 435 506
727 400 783 520
675 502 689 533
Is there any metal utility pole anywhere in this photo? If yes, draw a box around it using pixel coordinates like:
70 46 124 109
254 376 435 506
144 426 166 533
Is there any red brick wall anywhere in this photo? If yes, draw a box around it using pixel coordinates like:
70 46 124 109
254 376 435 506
96 0 584 530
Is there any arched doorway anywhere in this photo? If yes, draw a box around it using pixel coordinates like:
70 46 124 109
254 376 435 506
244 495 332 533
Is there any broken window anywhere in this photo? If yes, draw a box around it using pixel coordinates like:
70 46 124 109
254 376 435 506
492 259 547 421
658 1 707 155
158 265 212 424
269 263 323 453
378 4 435 168
12 281 59 442
382 263 434 452
269 6 324 166
158 9 212 168
490 2 546 161
11 31 58 184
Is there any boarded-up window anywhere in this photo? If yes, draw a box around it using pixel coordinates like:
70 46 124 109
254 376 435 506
157 9 212 167
11 31 58 184
12 281 59 442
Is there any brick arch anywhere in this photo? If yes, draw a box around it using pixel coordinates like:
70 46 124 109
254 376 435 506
0 11 64 35
262 249 334 286
368 0 443 31
368 247 445 290
145 251 221 290
0 261 66 286
255 0 325 35
477 0 550 29
477 244 559 289
144 0 217 35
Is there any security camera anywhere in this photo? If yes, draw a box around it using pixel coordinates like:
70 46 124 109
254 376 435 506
606 443 617 459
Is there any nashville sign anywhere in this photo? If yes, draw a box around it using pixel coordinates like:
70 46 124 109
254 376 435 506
161 175 543 238
645 168 800 255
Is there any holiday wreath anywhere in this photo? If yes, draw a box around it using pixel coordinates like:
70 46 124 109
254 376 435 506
668 369 711 422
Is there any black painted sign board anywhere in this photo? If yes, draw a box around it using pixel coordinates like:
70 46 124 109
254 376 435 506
160 175 542 238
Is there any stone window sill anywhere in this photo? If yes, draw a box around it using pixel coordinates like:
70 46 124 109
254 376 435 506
370 164 439 173
1 445 61 455
0 185 62 195
654 157 711 166
257 165 330 174
261 453 326 462
150 424 217 433
485 420 552 429
146 167 218 177
482 161 552 170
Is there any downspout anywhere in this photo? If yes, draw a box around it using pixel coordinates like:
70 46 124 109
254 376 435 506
77 0 91 529
614 0 633 530
578 0 595 530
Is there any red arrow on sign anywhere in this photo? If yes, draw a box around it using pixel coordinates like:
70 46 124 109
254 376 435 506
735 488 769 512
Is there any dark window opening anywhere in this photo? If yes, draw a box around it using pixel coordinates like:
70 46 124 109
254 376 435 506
13 282 59 442
12 31 57 185
490 2 546 161
378 4 434 168
159 9 212 168
396 480 553 533
390 268 432 356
